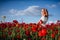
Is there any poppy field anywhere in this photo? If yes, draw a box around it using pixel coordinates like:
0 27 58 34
0 20 60 40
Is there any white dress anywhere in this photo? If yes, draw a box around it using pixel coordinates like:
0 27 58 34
40 16 48 24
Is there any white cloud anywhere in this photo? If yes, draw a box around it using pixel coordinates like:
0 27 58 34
46 4 56 8
9 9 17 14
9 6 41 16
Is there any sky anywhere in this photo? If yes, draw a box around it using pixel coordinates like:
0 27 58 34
0 0 60 23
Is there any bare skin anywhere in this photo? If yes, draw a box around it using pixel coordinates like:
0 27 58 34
38 8 48 24
41 8 48 17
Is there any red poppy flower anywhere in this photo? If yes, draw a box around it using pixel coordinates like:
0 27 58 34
16 35 20 39
38 29 47 37
6 22 12 28
45 24 50 28
13 20 18 24
0 23 7 29
16 30 20 33
8 32 12 35
55 30 58 34
12 23 16 27
16 23 21 28
31 25 37 32
29 23 33 27
49 23 55 31
51 33 55 38
25 30 30 36
23 24 29 30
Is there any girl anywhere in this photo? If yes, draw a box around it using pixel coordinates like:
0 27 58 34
38 8 48 25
